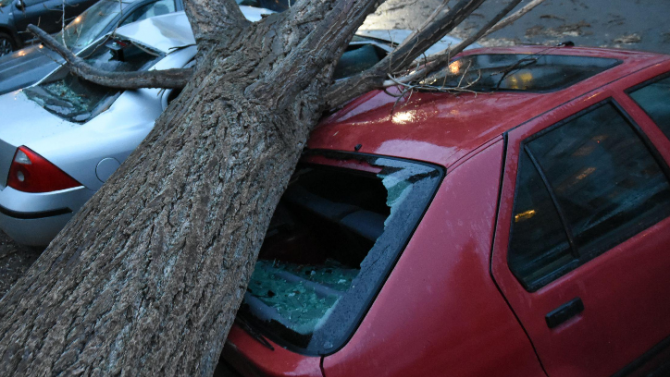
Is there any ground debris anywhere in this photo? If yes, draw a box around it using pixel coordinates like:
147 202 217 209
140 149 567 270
614 33 642 44
0 232 41 298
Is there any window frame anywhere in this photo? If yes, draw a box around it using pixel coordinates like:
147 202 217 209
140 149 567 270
508 98 670 291
625 70 670 140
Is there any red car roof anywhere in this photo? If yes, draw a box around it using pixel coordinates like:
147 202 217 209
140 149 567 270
309 46 670 168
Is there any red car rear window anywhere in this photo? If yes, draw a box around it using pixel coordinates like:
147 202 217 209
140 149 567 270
238 152 443 355
421 54 621 92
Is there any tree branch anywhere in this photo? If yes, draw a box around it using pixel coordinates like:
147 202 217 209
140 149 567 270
323 0 488 109
481 0 546 38
386 0 526 86
28 25 193 89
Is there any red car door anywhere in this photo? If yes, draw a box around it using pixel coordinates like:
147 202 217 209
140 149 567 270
491 82 670 377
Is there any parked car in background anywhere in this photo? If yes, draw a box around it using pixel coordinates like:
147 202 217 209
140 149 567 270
212 46 670 376
0 8 472 247
0 0 98 55
0 0 187 95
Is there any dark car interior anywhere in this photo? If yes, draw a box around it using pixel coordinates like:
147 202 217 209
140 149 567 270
242 166 389 338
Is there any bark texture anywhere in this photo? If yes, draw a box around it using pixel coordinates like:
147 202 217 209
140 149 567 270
0 0 532 375
0 1 376 376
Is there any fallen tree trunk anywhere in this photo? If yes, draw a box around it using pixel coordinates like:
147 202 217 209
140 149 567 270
0 0 539 375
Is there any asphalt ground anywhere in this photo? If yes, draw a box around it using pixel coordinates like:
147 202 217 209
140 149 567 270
362 0 670 54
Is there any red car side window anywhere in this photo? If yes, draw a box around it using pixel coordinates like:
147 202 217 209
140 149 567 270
509 101 670 291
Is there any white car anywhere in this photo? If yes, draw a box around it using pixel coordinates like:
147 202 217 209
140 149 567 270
0 10 474 246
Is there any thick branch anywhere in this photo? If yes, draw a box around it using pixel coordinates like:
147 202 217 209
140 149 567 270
248 0 385 108
28 25 193 89
323 0 487 109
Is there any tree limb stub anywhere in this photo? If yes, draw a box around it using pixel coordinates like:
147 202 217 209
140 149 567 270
28 25 193 89
183 0 250 54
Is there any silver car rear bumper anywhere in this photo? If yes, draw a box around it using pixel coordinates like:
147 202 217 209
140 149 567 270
0 185 95 246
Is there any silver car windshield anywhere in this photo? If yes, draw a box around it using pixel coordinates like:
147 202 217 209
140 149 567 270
24 39 161 123
54 0 139 50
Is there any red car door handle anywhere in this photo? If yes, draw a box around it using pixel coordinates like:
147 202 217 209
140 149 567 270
546 297 584 329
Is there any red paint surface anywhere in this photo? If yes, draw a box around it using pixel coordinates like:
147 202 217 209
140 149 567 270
223 326 324 377
491 60 670 377
323 140 545 377
309 47 668 169
223 47 670 376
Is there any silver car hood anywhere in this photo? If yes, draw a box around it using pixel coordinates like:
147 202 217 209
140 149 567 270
0 91 77 186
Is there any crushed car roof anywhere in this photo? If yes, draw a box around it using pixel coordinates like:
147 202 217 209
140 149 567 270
114 11 195 53
114 7 273 53
310 46 670 168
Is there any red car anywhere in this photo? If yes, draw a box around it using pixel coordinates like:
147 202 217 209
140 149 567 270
216 45 670 377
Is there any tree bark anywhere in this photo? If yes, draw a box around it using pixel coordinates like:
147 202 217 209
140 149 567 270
0 0 538 375
0 1 376 376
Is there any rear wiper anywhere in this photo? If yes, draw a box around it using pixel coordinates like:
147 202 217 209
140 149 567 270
235 317 275 351
495 57 538 90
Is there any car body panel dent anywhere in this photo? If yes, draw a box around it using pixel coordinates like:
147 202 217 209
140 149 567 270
114 11 195 53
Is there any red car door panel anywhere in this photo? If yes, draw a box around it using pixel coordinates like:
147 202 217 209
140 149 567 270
492 86 670 376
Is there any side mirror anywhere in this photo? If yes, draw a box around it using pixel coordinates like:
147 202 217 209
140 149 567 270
15 0 25 10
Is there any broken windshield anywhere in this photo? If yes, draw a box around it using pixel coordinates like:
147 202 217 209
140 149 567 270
239 152 442 355
420 54 621 92
24 39 161 123
55 0 139 51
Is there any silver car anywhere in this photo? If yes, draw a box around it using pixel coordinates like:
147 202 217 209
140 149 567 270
0 12 200 246
0 10 473 246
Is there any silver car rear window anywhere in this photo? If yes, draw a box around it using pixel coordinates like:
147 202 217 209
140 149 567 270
24 40 161 123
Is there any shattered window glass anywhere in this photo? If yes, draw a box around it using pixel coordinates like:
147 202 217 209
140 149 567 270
24 40 160 123
239 153 442 355
421 54 621 92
